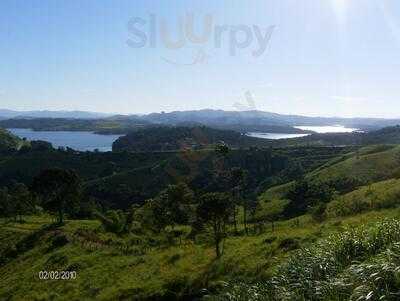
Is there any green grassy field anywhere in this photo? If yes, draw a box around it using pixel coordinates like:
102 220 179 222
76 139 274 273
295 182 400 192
2 208 400 300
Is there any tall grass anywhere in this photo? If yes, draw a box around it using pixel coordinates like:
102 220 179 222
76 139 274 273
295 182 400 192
211 219 400 300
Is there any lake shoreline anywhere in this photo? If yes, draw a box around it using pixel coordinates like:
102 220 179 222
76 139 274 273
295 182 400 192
7 128 122 152
247 125 359 140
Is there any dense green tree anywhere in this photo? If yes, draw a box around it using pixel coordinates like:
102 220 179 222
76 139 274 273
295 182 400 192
0 187 11 218
242 192 258 234
311 203 327 222
326 176 365 194
139 198 170 233
229 167 248 234
10 183 34 222
125 204 142 233
213 142 230 180
197 192 233 257
31 168 82 224
94 209 127 234
284 179 334 218
215 142 230 157
0 184 34 221
156 182 194 229
283 161 305 181
30 140 53 152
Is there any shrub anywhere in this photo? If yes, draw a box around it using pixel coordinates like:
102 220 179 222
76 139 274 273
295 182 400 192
49 233 69 249
94 210 126 234
278 238 300 251
310 203 327 222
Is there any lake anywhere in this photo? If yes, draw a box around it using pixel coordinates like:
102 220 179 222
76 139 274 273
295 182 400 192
247 125 358 140
247 132 310 140
8 125 360 149
8 128 122 152
294 125 359 133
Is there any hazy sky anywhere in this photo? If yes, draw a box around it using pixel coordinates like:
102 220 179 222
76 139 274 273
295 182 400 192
1 0 400 117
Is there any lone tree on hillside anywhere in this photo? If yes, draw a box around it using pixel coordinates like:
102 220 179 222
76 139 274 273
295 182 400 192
157 182 194 229
214 142 230 176
141 183 194 233
0 184 35 221
0 187 11 218
139 198 170 233
197 192 233 257
10 183 34 222
229 167 249 234
284 179 334 218
32 168 82 224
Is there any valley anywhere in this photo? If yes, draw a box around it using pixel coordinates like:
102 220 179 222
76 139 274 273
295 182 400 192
1 122 400 300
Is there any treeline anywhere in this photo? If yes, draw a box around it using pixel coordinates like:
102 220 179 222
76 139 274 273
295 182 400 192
0 144 302 258
0 169 94 224
0 135 355 211
87 144 271 257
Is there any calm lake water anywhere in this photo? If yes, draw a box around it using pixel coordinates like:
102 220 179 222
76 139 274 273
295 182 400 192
294 125 359 133
8 125 359 149
8 128 122 152
247 125 358 140
247 132 310 140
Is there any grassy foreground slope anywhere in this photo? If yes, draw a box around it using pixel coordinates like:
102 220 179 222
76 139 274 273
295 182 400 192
2 209 400 300
212 216 400 300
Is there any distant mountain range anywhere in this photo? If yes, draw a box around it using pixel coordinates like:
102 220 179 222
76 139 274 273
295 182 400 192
1 109 400 133
136 110 400 131
0 109 112 120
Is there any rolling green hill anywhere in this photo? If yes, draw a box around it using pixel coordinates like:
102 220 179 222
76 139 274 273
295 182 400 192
327 178 400 217
260 144 400 201
309 144 400 183
112 126 274 152
269 125 400 147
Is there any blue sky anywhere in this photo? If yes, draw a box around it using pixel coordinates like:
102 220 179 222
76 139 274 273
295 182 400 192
1 0 400 117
